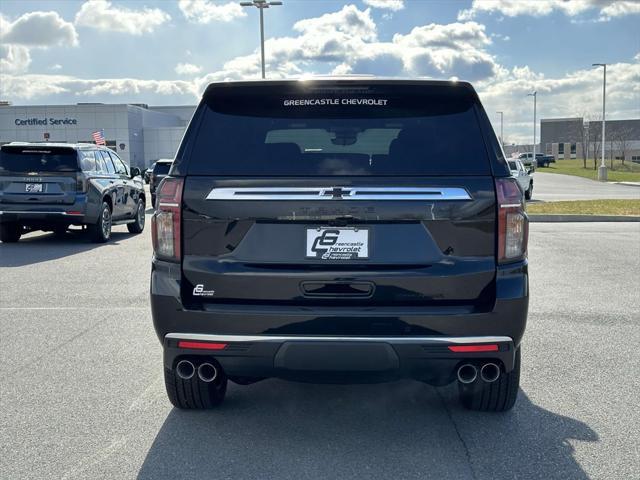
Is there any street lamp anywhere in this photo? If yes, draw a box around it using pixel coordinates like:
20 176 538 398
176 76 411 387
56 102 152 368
240 0 283 79
496 111 504 147
527 91 537 165
593 63 607 181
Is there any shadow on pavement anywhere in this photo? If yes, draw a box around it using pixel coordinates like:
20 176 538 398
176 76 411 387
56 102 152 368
0 228 132 267
137 382 597 480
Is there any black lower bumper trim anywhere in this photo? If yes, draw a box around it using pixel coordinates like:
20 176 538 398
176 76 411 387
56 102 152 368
163 334 516 385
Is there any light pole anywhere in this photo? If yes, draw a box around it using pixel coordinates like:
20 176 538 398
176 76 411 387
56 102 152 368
496 111 504 146
593 63 607 181
527 91 537 165
240 0 282 79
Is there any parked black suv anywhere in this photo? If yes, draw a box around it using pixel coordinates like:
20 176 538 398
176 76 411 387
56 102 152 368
0 143 146 242
149 159 173 207
151 79 529 411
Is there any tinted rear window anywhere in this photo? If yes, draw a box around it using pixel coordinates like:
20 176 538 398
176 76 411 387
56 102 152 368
0 147 79 173
154 162 172 174
185 83 490 176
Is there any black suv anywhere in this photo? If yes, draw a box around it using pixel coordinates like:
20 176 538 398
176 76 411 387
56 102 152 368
151 79 529 411
0 143 146 242
149 159 173 207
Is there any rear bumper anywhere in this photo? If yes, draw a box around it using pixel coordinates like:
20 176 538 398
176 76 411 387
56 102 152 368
0 195 91 225
151 258 528 383
163 333 516 384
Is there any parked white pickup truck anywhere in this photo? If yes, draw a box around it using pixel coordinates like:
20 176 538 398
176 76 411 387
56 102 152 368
508 159 534 200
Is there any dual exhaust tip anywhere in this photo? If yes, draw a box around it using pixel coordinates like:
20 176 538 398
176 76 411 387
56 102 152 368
176 359 218 383
457 362 500 384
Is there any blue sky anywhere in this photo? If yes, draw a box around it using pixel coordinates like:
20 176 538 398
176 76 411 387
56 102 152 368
1 0 639 142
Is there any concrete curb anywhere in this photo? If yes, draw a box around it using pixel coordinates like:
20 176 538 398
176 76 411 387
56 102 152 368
529 214 640 222
612 182 640 188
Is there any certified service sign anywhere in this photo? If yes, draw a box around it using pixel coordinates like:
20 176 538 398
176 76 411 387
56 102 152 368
306 227 369 260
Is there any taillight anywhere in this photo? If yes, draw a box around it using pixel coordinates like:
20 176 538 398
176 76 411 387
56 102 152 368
151 177 184 261
496 177 528 264
76 172 87 193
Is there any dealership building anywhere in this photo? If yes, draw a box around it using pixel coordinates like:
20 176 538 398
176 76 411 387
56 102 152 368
540 117 640 161
0 103 197 168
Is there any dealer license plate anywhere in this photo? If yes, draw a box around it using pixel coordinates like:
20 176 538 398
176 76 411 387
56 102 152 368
25 183 43 193
306 227 369 260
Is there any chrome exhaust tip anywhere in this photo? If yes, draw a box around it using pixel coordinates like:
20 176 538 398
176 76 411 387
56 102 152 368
480 363 501 383
176 360 195 380
197 362 218 383
457 364 478 384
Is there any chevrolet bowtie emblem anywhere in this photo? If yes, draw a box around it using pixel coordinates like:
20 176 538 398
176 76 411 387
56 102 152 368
321 187 352 199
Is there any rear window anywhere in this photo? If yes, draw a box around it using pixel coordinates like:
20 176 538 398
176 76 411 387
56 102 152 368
154 162 172 175
185 83 490 176
0 146 79 174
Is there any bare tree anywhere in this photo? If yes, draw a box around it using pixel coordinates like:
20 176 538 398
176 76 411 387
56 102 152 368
576 118 590 169
587 114 603 170
612 126 633 165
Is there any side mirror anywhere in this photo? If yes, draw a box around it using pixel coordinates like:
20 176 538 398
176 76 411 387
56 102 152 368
527 168 533 175
130 166 141 178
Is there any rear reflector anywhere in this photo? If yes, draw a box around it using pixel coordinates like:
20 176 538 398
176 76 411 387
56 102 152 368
448 344 499 353
177 341 227 350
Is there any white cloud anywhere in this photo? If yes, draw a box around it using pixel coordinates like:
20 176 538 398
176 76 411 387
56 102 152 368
363 0 404 11
294 5 377 41
459 0 640 21
75 0 170 35
0 11 76 75
49 64 63 71
0 45 31 74
0 74 197 100
211 6 498 82
599 1 640 20
476 59 640 143
175 63 202 75
178 0 246 24
0 11 78 47
2 58 637 146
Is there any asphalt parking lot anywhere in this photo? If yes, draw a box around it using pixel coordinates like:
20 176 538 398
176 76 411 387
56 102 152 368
1 219 639 480
533 172 639 201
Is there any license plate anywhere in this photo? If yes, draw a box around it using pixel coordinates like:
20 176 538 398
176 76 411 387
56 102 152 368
25 183 43 193
306 227 369 260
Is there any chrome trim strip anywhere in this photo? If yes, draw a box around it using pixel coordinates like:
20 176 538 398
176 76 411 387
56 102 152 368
206 187 471 201
0 211 82 215
166 333 512 344
500 203 522 208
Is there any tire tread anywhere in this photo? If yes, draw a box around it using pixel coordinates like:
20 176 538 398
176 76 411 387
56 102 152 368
459 348 521 412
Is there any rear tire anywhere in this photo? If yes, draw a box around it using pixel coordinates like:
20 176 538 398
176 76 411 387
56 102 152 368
525 182 533 200
88 202 112 243
0 222 22 243
127 198 145 234
458 348 521 412
164 361 227 409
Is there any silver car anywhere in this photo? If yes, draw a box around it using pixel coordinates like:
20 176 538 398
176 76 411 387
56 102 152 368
508 159 533 200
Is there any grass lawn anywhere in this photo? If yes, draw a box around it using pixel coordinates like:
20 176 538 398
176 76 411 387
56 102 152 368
538 158 640 183
527 199 640 216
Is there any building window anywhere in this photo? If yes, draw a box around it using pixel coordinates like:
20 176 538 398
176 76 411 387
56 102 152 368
570 143 576 154
558 143 565 155
632 156 640 163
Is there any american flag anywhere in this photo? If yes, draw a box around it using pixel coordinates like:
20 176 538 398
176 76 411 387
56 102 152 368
92 129 106 145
